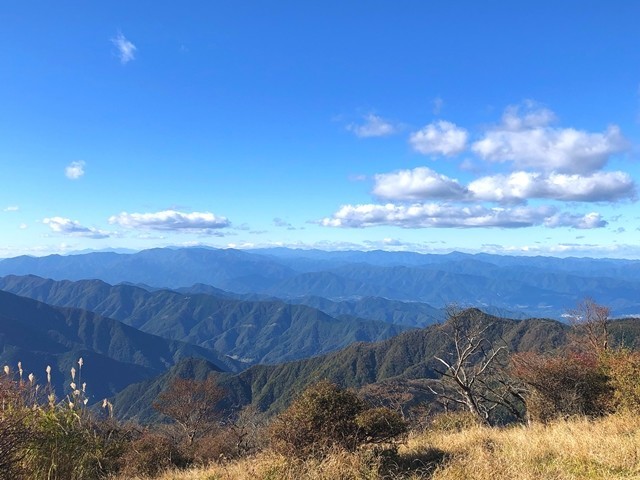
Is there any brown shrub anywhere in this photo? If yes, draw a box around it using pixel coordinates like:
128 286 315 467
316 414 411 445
191 429 243 464
602 349 640 413
511 352 612 422
118 431 187 477
355 407 407 444
268 380 407 459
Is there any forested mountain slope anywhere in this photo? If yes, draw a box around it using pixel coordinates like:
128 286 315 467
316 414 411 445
114 311 640 422
0 275 410 366
0 290 232 400
113 311 572 421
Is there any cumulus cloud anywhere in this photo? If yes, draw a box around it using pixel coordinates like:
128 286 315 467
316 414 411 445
320 203 605 229
372 167 635 204
324 102 632 232
3 205 19 212
109 210 230 232
347 114 397 138
373 167 468 201
472 105 628 174
468 170 635 203
65 161 85 180
111 31 136 64
410 120 468 156
43 217 110 239
543 212 608 229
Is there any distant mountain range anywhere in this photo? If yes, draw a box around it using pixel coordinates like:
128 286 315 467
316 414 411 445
2 247 640 317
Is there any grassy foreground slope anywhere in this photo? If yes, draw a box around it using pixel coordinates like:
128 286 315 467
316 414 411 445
118 413 640 480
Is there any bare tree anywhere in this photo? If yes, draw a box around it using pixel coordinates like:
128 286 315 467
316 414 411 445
225 404 268 457
429 306 525 425
153 377 226 446
567 298 610 355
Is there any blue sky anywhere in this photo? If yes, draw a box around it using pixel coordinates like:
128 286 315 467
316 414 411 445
1 1 640 258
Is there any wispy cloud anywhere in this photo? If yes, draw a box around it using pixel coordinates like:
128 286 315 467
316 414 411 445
65 161 85 180
3 205 19 212
272 218 290 228
43 217 110 239
432 97 444 115
320 203 607 229
109 210 230 233
347 114 398 138
273 217 300 230
111 31 137 65
348 174 368 182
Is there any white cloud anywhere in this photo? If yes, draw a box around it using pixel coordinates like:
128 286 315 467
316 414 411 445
472 105 628 174
111 32 136 64
543 212 608 229
468 170 635 203
320 203 605 229
347 114 397 138
109 210 230 232
65 161 85 180
371 167 635 204
500 103 557 130
43 217 110 239
325 102 632 234
462 242 640 258
373 167 467 201
226 242 256 249
409 120 468 156
3 205 19 212
19 223 28 229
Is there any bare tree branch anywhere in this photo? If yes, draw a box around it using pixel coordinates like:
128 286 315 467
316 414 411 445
430 306 525 425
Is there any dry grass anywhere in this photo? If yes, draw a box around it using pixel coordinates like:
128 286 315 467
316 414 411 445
422 413 640 480
112 450 385 480
117 413 640 480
